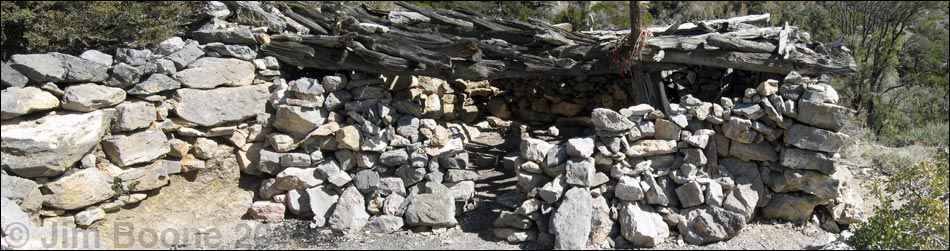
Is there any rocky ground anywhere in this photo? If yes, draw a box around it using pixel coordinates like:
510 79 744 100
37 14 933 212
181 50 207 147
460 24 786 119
80 124 900 250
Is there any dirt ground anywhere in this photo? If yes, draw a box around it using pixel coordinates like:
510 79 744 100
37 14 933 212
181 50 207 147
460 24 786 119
86 123 899 250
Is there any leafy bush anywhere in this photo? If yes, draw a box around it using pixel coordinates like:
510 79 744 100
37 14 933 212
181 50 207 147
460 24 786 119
879 122 950 148
1 1 200 59
852 150 949 250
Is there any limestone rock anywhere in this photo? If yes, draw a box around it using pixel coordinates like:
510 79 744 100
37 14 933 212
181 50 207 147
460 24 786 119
275 167 322 191
329 186 370 232
42 168 116 210
1 110 109 177
566 137 595 157
113 101 155 132
620 201 669 247
165 42 205 69
761 193 821 221
722 117 757 144
174 85 269 126
128 74 181 95
627 140 678 157
676 181 706 208
367 215 405 234
592 108 636 132
316 160 352 187
729 141 778 162
61 83 126 112
274 105 327 138
784 124 850 153
551 187 592 250
1 174 43 213
520 138 554 163
1 87 60 119
1 62 29 88
102 130 169 167
307 186 339 227
173 57 255 89
795 100 855 132
248 201 285 222
404 192 457 227
678 206 746 244
780 148 837 175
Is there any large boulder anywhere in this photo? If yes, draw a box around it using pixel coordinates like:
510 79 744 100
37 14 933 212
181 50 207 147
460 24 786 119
404 192 458 227
779 147 837 175
678 206 746 245
173 57 255 89
591 108 635 132
1 110 109 177
306 186 339 227
761 193 821 221
60 83 126 112
551 187 592 250
795 100 855 132
784 124 850 153
42 168 116 210
102 130 170 167
174 85 270 126
719 158 767 220
9 53 108 83
620 201 669 247
770 169 840 201
1 87 60 119
328 186 370 232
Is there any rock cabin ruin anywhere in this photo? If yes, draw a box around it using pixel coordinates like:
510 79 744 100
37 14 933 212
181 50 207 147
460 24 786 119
1 1 863 249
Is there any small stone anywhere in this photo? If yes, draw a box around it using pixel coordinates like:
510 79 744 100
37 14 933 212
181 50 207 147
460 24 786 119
566 137 595 157
316 160 352 187
355 170 380 194
248 201 285 222
367 215 404 234
61 83 126 112
75 208 106 227
675 181 705 208
757 79 779 96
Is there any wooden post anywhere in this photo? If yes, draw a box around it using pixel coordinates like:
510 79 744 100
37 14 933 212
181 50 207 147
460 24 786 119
629 1 671 115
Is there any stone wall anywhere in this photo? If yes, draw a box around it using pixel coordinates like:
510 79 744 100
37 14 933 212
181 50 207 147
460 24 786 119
1 2 481 248
490 73 868 248
1 1 865 249
476 66 786 127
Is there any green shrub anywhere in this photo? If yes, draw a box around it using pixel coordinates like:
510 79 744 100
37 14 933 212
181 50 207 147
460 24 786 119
1 1 200 59
879 122 950 148
852 150 949 250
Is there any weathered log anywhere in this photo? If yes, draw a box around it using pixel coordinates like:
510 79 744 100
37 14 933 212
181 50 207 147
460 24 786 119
255 2 855 80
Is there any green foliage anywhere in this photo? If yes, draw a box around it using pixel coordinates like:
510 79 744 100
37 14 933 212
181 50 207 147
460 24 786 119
878 122 950 148
550 6 587 31
853 150 949 250
1 1 199 59
590 1 633 29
